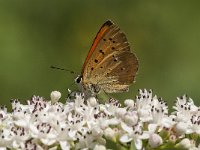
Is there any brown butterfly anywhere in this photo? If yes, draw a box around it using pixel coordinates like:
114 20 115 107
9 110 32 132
75 20 139 96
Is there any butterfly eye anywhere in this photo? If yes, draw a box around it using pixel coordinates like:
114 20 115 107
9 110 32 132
75 75 82 84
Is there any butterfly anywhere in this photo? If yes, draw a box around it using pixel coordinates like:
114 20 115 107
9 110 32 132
75 20 139 96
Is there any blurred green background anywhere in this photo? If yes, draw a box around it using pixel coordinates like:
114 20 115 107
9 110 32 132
0 1 200 108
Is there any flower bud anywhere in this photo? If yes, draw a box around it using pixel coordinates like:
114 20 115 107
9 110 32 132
178 138 191 149
104 127 116 141
124 113 138 126
94 145 106 150
88 97 97 106
50 91 61 103
124 99 134 107
149 133 163 148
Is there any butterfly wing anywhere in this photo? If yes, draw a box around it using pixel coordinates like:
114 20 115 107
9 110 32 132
82 20 138 93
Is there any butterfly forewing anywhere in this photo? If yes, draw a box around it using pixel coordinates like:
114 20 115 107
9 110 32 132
82 20 138 93
81 21 113 75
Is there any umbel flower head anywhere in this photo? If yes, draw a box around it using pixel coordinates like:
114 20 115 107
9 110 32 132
0 89 200 150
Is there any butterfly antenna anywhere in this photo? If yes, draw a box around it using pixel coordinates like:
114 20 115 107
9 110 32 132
50 65 75 74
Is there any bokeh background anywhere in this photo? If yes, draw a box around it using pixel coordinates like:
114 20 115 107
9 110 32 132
0 1 200 109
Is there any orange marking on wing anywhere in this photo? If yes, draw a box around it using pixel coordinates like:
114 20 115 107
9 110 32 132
81 20 113 74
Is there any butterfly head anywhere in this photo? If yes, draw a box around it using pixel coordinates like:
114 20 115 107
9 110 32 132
75 75 101 96
75 75 82 84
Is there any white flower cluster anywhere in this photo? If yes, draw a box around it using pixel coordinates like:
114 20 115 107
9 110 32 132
0 89 200 150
